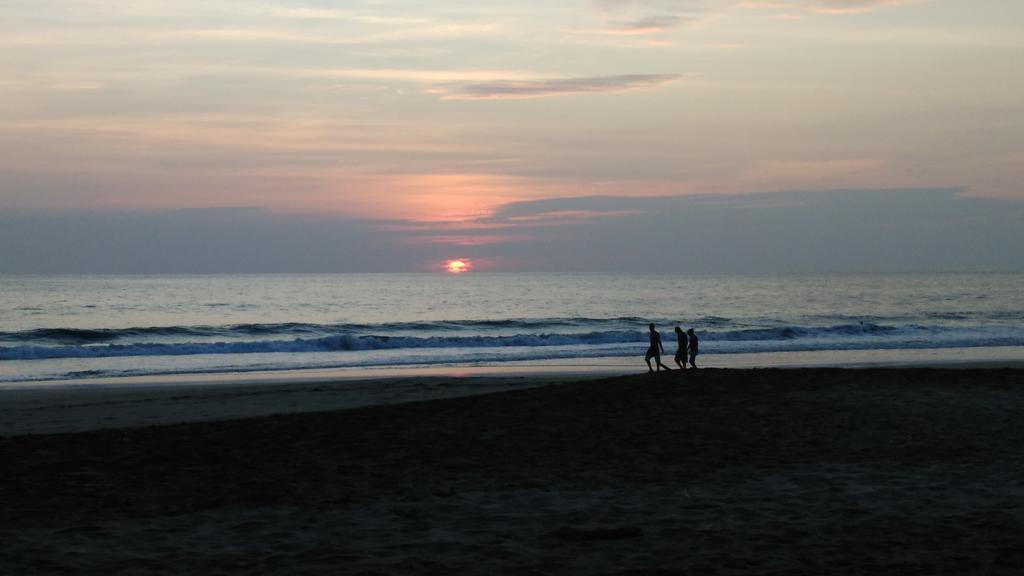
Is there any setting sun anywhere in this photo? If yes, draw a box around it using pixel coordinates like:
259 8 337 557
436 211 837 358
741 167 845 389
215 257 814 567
445 259 470 274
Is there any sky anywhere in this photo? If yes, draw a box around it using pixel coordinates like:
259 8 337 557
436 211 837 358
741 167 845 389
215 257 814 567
1 0 1022 272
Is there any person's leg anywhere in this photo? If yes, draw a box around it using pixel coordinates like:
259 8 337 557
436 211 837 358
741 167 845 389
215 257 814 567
645 351 655 373
689 353 697 369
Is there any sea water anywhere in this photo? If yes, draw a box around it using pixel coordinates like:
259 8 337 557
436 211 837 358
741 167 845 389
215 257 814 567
1 273 1022 382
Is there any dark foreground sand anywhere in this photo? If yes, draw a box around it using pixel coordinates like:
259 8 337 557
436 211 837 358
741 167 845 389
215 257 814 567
3 368 1024 575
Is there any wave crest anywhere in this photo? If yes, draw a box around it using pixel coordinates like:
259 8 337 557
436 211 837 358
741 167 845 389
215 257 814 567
3 322 1023 362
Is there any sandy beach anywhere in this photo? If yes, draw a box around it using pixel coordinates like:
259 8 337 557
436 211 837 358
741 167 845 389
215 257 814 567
3 368 1024 574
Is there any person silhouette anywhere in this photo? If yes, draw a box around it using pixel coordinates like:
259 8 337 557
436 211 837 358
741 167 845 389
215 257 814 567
674 326 688 369
645 323 672 373
687 328 699 369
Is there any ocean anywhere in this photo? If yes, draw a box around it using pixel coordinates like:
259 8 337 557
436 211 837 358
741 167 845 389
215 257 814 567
1 273 1023 383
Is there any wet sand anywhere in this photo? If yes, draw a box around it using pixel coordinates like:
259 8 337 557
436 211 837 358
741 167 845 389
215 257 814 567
0 374 597 436
3 368 1024 574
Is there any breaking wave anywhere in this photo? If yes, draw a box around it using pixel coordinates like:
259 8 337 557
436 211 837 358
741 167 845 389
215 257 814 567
3 322 1023 361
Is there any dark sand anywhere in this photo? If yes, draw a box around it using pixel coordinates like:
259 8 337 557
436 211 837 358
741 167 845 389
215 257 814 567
3 368 1024 574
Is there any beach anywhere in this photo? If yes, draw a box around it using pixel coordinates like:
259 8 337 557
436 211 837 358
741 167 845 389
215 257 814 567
3 368 1024 574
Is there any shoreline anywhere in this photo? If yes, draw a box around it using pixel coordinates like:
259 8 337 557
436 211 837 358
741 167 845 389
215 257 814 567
3 368 1023 573
6 344 1024 390
3 347 1024 437
4 360 1024 437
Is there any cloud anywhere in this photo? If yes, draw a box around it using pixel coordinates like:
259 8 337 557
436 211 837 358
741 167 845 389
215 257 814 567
740 0 915 14
593 0 725 11
295 68 537 83
584 0 917 41
808 0 913 14
403 234 539 247
575 15 696 36
6 189 1020 273
486 196 653 221
588 0 915 33
469 188 1024 272
428 74 681 100
743 158 886 183
586 0 727 37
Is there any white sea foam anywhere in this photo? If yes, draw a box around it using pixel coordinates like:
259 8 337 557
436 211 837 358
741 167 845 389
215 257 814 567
2 273 1022 382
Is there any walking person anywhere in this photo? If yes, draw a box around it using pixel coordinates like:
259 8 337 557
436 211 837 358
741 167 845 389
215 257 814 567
645 323 672 373
687 328 699 369
674 326 688 370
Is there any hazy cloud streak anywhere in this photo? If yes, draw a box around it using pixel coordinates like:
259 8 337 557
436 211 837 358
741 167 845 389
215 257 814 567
590 0 916 33
739 0 915 14
430 74 681 100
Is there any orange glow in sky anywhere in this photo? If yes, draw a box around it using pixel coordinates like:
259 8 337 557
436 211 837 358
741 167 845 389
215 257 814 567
445 259 470 273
